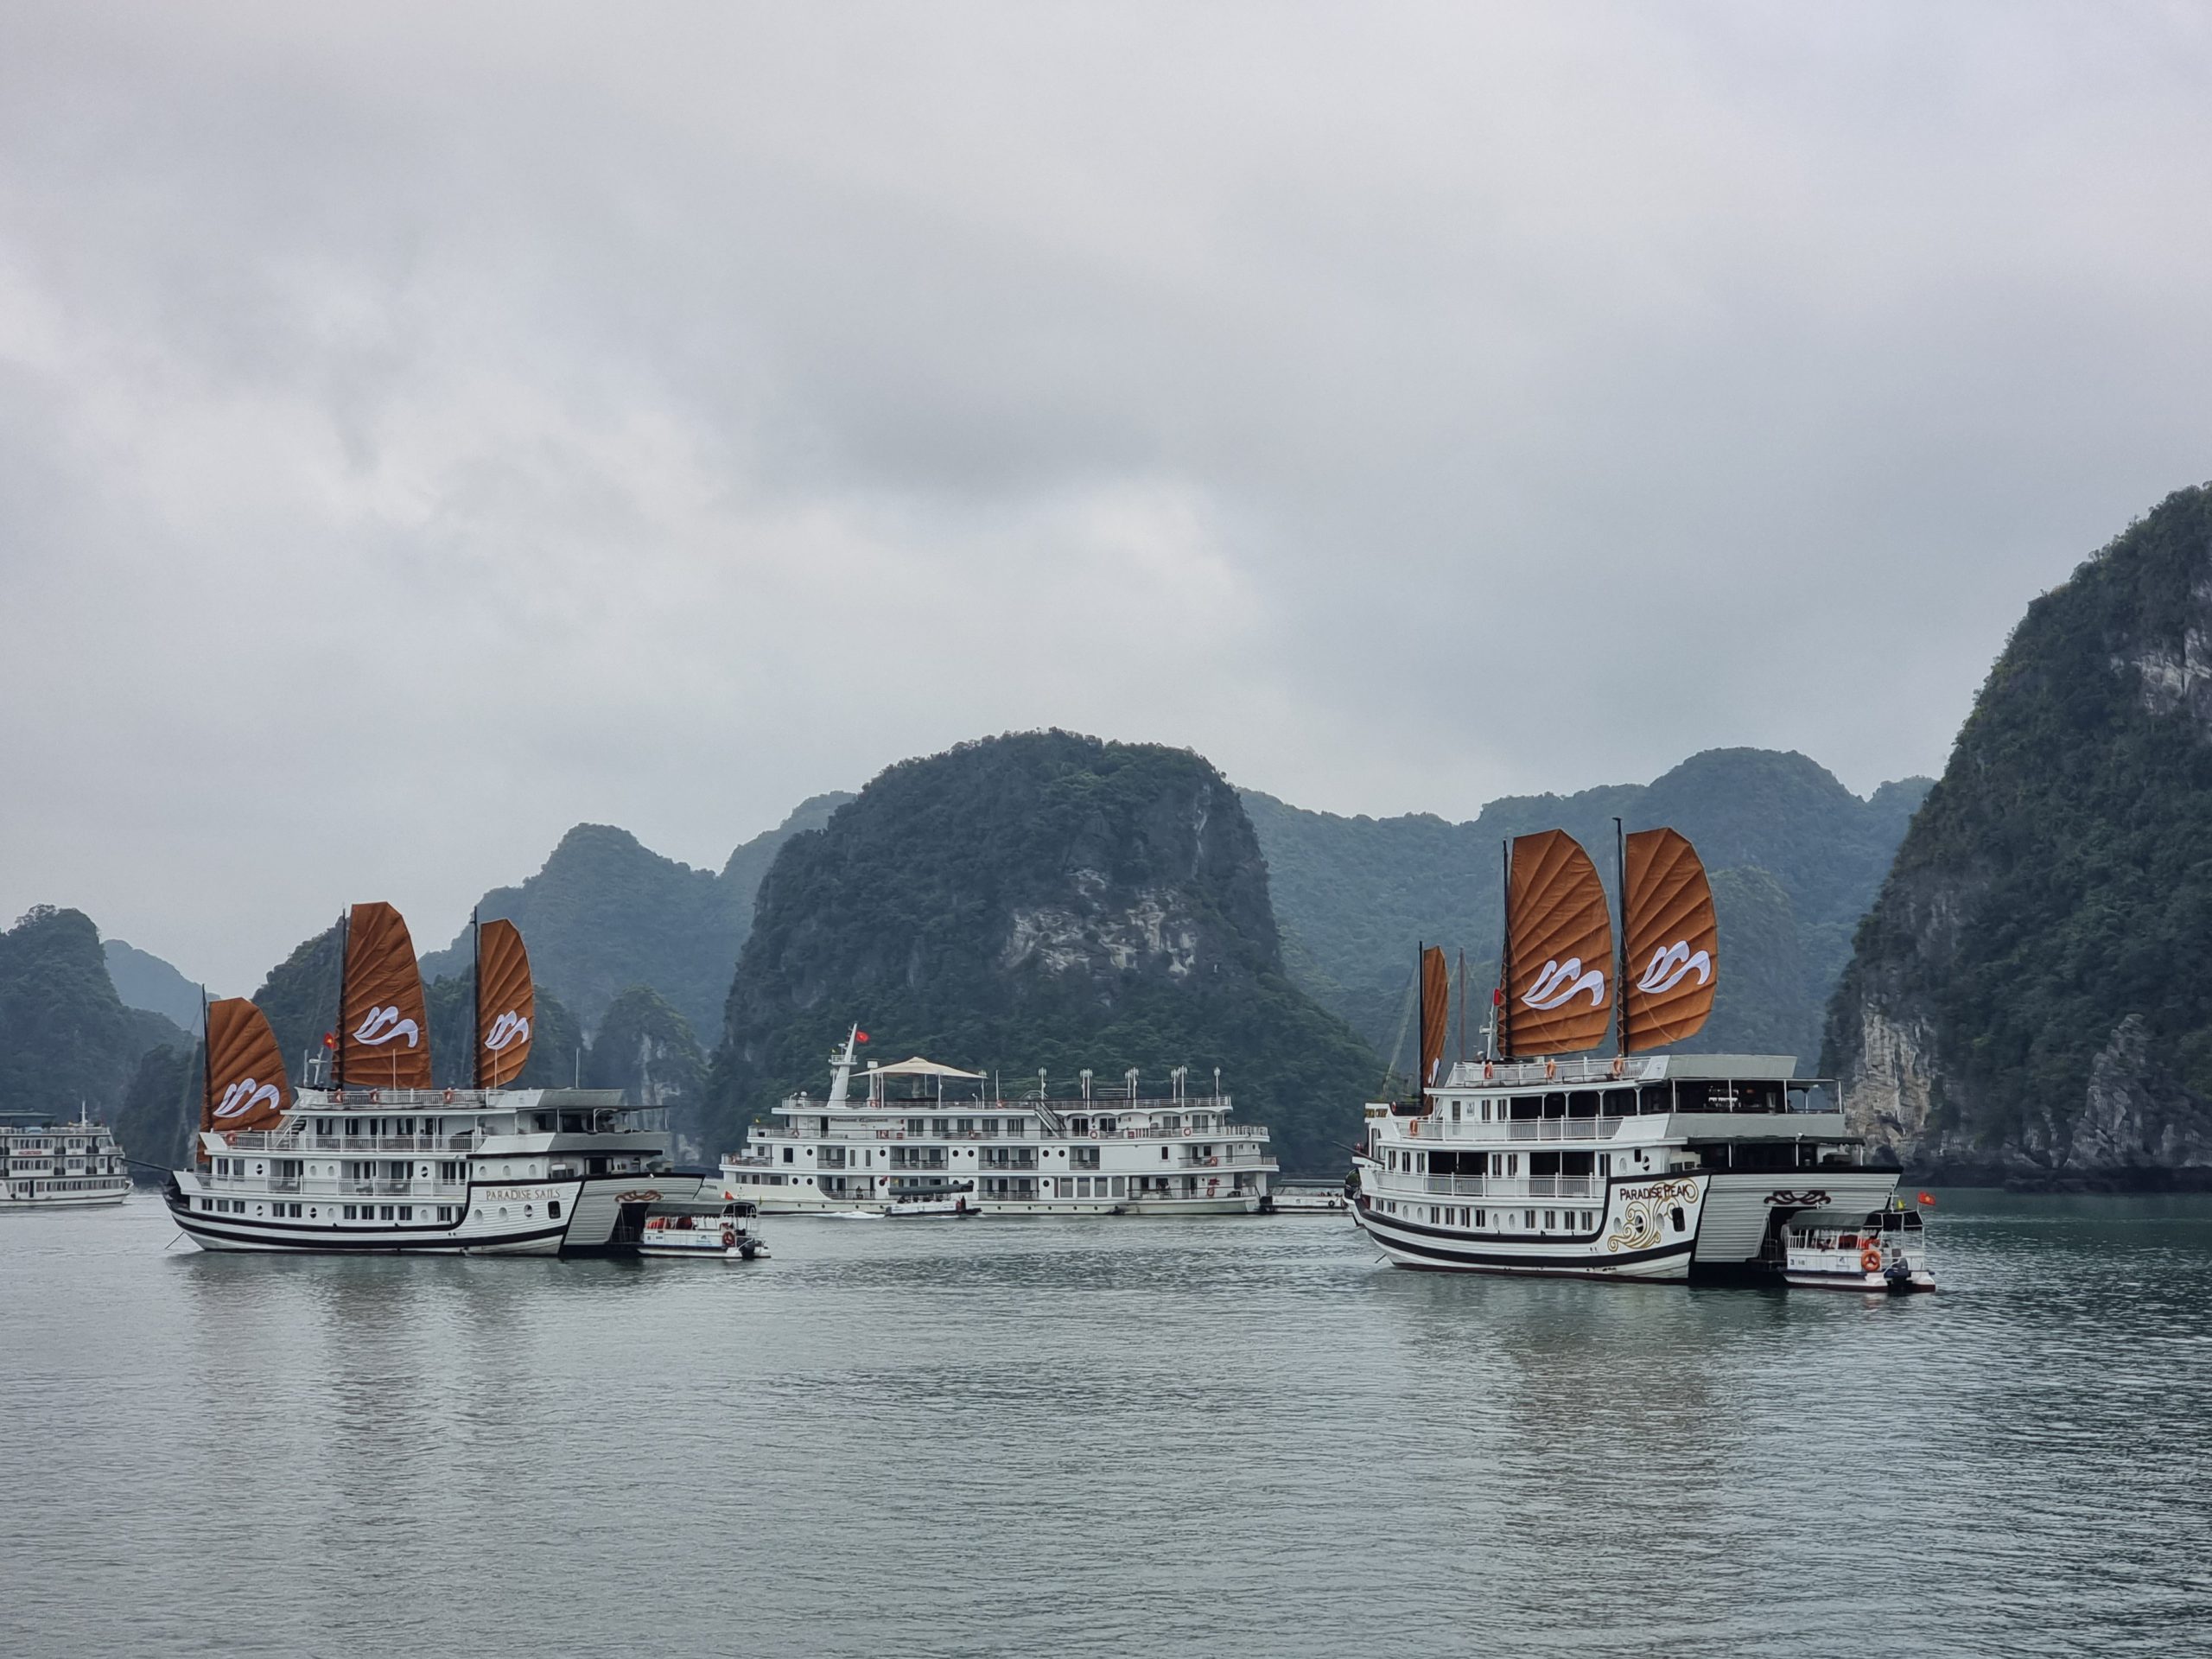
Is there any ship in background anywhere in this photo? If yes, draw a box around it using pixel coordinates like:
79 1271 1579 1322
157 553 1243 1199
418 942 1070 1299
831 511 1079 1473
166 903 700 1253
721 1030 1277 1216
1351 825 1904 1281
3 1111 132 1207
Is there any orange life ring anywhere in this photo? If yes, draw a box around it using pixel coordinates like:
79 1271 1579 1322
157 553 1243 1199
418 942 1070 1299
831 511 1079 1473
721 1227 737 1248
1859 1245 1883 1274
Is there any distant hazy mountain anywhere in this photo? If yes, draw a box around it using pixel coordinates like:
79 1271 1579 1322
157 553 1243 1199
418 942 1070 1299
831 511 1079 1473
709 733 1379 1174
102 938 208 1030
1242 748 1932 1071
1828 484 2212 1183
418 792 853 1038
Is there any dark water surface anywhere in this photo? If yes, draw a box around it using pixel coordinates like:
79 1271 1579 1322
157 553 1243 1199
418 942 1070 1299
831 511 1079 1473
3 1192 2209 1657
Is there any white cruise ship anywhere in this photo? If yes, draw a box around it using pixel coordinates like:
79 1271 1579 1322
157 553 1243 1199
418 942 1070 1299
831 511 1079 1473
1353 827 1901 1281
3 1113 132 1207
167 905 701 1253
721 1032 1278 1216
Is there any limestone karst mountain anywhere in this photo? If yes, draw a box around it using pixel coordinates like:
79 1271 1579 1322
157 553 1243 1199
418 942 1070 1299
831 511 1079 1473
417 792 851 1038
1243 748 1930 1070
1826 483 2212 1184
708 732 1379 1174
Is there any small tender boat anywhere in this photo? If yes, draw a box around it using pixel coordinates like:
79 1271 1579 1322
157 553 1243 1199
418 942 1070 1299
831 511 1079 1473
639 1198 766 1261
887 1179 982 1219
1783 1197 1933 1293
1268 1181 1350 1214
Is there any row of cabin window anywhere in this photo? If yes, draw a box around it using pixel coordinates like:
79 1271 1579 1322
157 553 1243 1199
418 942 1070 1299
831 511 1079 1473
1385 1148 1605 1177
1446 1082 1794 1120
195 1198 470 1224
1379 1199 1599 1231
12 1178 128 1192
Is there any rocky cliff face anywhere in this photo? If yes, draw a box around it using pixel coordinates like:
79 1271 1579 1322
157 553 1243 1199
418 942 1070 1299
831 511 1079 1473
1826 484 2212 1184
709 732 1377 1173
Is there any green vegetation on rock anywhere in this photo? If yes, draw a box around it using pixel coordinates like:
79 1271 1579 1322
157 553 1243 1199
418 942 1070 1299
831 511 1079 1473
709 733 1380 1173
0 906 188 1124
1826 484 2212 1179
1243 748 1930 1069
419 794 850 1038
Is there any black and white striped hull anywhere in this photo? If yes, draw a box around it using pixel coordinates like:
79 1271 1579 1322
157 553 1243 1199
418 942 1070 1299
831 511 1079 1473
1351 1171 1708 1281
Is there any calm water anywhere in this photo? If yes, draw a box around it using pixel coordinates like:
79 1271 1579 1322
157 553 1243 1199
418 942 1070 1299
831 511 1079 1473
3 1193 2209 1657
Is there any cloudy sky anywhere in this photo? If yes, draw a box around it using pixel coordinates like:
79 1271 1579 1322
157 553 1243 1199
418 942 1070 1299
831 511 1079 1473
4 3 2210 988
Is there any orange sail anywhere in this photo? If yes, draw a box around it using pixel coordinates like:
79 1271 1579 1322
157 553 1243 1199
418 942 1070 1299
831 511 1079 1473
1416 945 1450 1090
474 917 535 1089
203 998 292 1136
338 901 432 1090
1623 827 1719 1050
1502 830 1614 1057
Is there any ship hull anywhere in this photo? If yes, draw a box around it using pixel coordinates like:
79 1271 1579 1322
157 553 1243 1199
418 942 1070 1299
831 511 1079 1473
166 1173 707 1255
1352 1171 1709 1281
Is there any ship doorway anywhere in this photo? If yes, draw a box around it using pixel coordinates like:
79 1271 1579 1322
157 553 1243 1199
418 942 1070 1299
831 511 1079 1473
611 1198 652 1248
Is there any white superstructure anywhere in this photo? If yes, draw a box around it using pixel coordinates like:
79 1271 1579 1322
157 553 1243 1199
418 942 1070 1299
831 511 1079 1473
721 1031 1277 1216
2 1114 132 1207
1352 1053 1900 1281
166 1088 703 1254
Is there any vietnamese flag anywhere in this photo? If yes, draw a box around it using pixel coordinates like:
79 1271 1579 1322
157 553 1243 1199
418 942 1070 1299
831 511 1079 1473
321 1031 337 1050
855 1030 870 1043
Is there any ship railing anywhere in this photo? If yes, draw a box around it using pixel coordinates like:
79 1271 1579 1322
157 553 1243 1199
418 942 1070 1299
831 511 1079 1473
216 1132 478 1155
1400 1174 1598 1200
338 1179 418 1198
1442 1057 1663 1088
1403 1116 1633 1144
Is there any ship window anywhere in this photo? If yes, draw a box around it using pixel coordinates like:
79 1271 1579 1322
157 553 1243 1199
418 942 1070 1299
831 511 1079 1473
1475 1209 1485 1228
1160 1147 1170 1160
1111 1177 1126 1197
1670 1206 1686 1232
1524 1210 1535 1230
1544 1210 1556 1229
343 1205 357 1220
907 1118 925 1135
781 1148 793 1164
380 1205 395 1221
549 1201 561 1218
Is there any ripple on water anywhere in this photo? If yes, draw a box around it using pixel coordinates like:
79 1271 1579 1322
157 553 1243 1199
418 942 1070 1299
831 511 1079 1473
1 1192 2208 1657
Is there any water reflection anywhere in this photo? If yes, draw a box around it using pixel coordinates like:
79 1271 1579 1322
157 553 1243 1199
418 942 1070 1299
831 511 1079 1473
4 1195 2210 1656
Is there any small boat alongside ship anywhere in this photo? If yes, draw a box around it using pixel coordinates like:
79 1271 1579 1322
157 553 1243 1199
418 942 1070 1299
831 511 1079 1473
3 1111 132 1208
721 1035 1278 1217
639 1198 766 1261
167 904 703 1254
1783 1197 1935 1292
1353 826 1928 1288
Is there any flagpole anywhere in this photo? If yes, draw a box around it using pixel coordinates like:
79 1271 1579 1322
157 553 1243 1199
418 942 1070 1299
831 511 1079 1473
1615 817 1630 1058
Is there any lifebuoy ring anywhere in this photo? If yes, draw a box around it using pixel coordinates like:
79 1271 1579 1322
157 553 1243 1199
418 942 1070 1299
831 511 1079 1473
721 1227 737 1248
1859 1245 1883 1274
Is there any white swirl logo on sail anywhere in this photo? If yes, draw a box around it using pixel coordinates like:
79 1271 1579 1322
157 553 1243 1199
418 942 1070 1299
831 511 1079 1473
353 1006 421 1048
1522 957 1606 1011
1637 941 1712 996
213 1077 282 1119
483 1011 531 1052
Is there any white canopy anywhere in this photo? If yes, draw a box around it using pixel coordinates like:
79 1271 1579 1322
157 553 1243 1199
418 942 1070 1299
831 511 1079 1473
867 1056 984 1080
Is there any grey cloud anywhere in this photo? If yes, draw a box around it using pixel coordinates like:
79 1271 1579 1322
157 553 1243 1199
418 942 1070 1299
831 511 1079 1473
3 2 2209 988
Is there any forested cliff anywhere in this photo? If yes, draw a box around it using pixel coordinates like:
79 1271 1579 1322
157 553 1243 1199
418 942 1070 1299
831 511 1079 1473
1245 749 1929 1069
1826 484 2212 1183
709 733 1378 1173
